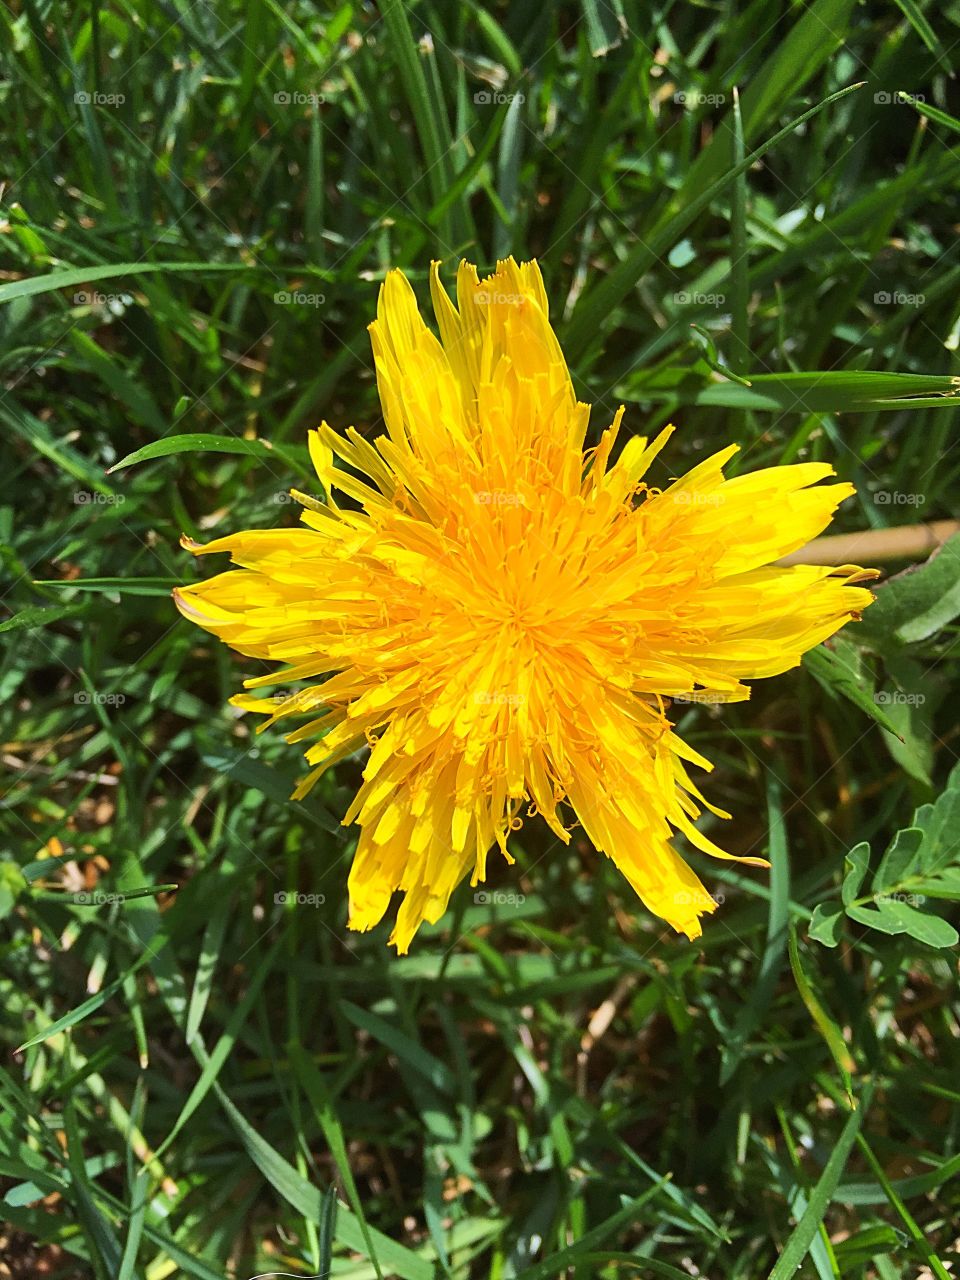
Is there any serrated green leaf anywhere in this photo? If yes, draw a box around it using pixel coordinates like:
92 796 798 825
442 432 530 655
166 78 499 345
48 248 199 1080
875 655 937 787
896 542 960 644
857 534 960 650
910 761 960 877
833 766 960 946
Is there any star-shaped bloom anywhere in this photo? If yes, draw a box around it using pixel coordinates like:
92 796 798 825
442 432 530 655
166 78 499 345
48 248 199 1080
175 258 874 951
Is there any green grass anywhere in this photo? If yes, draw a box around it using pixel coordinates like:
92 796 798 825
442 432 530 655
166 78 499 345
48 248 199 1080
2 1 960 1277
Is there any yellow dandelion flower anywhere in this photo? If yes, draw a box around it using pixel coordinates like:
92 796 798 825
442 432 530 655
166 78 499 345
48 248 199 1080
174 258 876 953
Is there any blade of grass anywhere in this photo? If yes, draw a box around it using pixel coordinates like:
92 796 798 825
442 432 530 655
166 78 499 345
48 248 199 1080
379 0 458 250
767 1085 873 1280
720 771 791 1082
729 86 749 378
107 433 310 478
212 1083 434 1280
0 261 244 305
288 1044 384 1280
854 1135 952 1280
564 83 865 360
